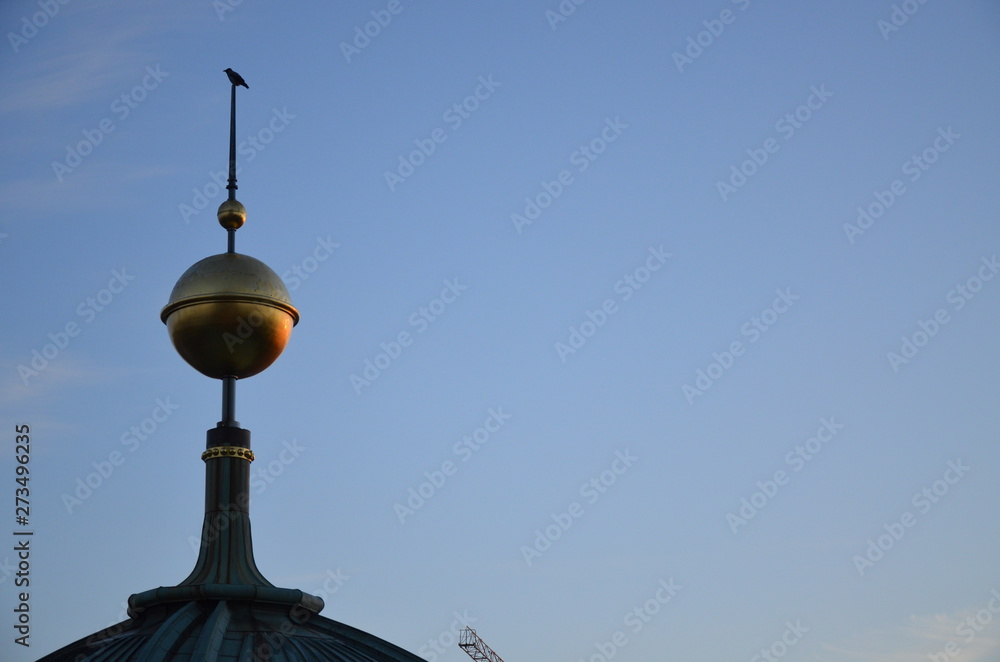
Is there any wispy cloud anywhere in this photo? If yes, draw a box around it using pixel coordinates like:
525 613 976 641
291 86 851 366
824 609 1000 662
0 22 156 114
0 161 180 219
0 356 112 406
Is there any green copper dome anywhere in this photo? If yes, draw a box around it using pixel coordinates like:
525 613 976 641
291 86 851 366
37 599 427 661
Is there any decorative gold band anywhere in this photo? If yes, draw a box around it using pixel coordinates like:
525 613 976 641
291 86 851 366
202 446 255 462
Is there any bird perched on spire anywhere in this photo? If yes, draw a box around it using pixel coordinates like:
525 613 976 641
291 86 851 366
224 68 249 89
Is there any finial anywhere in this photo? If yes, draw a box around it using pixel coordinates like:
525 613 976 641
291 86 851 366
145 69 309 616
161 69 298 390
219 68 249 253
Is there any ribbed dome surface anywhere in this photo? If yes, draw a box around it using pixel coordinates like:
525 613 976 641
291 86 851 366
38 599 426 662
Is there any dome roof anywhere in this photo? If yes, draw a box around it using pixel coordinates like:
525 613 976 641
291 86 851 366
38 597 427 661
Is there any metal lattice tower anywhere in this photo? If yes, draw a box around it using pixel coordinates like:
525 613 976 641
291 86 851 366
459 628 506 662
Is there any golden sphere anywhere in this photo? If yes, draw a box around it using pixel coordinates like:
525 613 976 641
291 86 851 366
160 253 299 379
218 199 247 230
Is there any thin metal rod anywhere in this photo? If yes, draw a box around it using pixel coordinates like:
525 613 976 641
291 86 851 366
227 229 235 254
227 84 237 201
221 376 238 427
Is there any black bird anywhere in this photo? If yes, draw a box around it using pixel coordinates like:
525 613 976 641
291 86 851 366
224 68 249 89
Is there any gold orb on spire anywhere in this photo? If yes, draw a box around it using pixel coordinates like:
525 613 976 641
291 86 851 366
217 199 246 230
160 253 299 379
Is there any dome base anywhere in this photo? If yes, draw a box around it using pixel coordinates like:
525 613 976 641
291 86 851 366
37 598 427 661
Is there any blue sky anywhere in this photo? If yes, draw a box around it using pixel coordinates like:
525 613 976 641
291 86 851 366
2 0 1000 660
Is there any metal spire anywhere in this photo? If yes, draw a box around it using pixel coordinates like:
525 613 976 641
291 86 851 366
220 68 249 427
224 69 247 253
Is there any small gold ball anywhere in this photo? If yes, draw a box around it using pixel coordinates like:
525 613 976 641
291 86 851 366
218 199 247 230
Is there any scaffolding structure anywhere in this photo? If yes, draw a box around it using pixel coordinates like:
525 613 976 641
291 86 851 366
459 627 506 662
